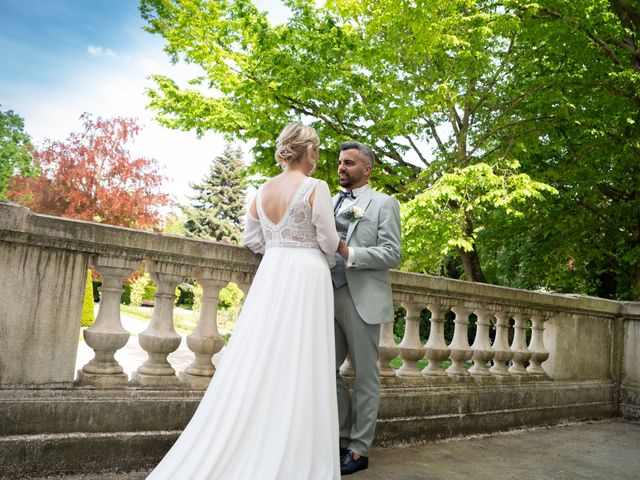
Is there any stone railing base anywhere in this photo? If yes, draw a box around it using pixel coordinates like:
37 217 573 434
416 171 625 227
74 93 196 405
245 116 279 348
375 379 616 446
620 382 640 421
0 430 174 479
0 380 619 478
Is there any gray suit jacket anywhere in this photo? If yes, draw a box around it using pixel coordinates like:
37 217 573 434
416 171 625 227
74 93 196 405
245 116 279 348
334 187 402 324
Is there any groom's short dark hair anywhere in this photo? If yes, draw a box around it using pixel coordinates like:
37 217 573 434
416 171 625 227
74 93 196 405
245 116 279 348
340 141 375 167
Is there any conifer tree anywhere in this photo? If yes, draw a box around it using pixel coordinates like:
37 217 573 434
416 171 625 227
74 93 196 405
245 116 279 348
182 144 246 243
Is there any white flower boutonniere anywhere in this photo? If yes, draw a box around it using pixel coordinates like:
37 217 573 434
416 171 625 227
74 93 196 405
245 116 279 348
346 206 365 222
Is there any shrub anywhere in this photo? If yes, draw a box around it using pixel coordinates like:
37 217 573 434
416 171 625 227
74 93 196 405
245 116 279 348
219 282 244 320
175 277 197 309
130 273 156 307
81 269 95 327
121 283 132 305
92 280 102 303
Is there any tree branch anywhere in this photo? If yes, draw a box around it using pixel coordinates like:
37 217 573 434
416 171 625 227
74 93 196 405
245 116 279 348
468 115 556 158
404 135 428 166
426 116 447 154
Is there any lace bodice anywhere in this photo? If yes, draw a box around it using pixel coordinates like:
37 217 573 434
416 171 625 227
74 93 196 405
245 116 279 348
257 177 321 250
243 177 340 264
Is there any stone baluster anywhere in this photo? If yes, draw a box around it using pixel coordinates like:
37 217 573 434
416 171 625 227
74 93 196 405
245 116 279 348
378 317 399 378
526 313 550 377
231 271 254 297
509 312 532 376
179 268 228 388
131 260 189 387
76 257 138 387
422 302 451 380
396 302 425 378
447 305 473 378
469 307 494 379
489 310 514 377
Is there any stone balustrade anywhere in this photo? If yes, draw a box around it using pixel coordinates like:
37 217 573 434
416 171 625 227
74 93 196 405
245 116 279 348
1 201 640 477
0 202 258 387
1 200 639 390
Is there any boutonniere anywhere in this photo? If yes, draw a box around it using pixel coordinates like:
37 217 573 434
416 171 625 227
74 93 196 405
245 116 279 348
346 206 365 222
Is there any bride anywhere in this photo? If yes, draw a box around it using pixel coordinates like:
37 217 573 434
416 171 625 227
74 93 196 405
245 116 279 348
147 123 342 479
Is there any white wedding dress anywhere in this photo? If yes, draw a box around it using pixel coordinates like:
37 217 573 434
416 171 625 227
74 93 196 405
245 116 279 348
147 177 341 480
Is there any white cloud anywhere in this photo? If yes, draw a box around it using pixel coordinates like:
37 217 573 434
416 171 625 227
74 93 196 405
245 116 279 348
87 45 116 57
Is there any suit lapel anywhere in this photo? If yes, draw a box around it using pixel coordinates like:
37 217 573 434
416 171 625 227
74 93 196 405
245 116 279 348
346 188 373 242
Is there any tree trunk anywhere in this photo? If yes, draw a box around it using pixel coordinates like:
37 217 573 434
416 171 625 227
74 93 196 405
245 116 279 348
457 248 487 283
631 264 640 301
596 270 617 299
457 210 486 283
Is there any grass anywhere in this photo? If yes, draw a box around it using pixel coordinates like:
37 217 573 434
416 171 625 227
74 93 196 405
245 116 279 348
119 304 236 337
120 304 198 335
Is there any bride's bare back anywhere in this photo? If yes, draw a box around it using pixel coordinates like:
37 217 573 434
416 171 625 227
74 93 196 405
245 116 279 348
249 172 316 224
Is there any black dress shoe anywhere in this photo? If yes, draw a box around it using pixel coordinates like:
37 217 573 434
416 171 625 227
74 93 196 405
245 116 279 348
340 447 350 459
340 451 369 475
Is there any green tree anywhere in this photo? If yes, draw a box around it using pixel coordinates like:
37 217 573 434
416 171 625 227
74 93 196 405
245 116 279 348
403 162 557 276
0 107 36 199
478 1 640 299
139 0 638 298
140 0 557 281
181 143 246 243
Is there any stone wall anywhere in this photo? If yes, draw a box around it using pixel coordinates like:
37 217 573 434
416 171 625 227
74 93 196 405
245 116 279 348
620 303 640 420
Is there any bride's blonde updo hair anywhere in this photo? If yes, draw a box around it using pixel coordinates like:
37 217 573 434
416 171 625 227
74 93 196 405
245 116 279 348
275 123 320 167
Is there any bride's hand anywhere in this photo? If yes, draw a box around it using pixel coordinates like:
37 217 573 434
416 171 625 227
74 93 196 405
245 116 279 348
337 239 349 260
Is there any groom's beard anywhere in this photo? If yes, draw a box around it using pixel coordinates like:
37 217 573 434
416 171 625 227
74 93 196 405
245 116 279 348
339 173 362 188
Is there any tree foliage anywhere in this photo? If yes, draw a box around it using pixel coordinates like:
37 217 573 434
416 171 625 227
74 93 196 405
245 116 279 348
181 143 246 243
140 0 554 281
403 162 557 279
7 114 170 230
0 106 36 199
139 0 640 298
482 0 640 298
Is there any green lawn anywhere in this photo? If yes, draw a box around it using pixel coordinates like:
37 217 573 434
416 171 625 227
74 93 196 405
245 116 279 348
120 304 198 335
118 304 236 337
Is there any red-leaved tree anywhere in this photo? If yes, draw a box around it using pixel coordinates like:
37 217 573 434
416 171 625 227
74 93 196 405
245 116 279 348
8 113 170 230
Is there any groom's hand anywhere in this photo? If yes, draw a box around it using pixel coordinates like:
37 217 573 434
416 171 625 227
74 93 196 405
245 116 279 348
338 239 349 260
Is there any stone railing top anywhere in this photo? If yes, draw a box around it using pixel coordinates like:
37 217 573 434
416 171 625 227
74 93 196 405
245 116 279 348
389 269 627 319
1 201 637 320
0 201 259 275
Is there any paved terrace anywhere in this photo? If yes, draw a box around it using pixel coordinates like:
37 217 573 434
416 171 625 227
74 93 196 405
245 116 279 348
33 420 640 480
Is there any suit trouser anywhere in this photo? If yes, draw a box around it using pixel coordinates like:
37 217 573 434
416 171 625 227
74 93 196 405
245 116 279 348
334 284 381 457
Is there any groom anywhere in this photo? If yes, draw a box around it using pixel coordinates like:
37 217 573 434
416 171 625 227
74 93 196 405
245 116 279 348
332 141 402 475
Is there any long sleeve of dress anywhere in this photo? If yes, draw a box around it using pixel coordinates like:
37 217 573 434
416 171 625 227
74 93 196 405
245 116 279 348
243 192 265 254
311 180 340 267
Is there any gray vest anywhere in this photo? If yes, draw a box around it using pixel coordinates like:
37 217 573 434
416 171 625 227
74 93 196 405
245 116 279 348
330 211 351 288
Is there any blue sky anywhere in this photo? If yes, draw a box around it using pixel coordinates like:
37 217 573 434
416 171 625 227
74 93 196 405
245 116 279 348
0 0 290 203
1 1 140 89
